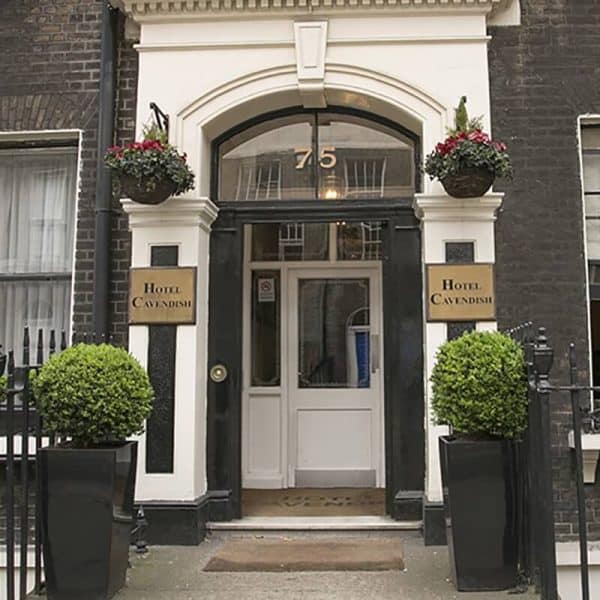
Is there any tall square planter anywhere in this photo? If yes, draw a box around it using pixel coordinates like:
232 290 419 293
40 441 138 600
439 436 519 591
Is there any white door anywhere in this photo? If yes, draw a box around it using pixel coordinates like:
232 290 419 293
287 267 384 487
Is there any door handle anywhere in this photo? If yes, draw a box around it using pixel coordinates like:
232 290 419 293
210 364 228 383
371 334 380 373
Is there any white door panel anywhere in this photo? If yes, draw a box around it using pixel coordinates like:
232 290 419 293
242 259 384 489
288 267 383 488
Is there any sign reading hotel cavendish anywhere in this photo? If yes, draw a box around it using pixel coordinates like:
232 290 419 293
426 264 495 322
129 267 197 325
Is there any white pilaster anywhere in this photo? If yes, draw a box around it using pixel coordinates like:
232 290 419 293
414 193 504 503
122 196 218 502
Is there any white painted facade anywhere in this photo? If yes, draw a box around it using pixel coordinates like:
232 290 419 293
119 0 518 507
123 198 217 502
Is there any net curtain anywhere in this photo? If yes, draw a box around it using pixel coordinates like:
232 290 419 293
0 147 77 357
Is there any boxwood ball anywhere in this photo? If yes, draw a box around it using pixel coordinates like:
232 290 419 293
32 343 154 447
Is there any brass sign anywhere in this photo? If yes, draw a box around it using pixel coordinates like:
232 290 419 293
426 264 495 322
129 267 196 325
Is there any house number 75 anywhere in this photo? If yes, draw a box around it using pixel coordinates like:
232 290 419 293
295 147 337 170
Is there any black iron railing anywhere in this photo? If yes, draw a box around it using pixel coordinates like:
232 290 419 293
1 328 66 599
1 328 149 599
506 323 593 600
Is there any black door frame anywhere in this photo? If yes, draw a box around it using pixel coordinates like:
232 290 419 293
206 107 424 521
206 201 424 521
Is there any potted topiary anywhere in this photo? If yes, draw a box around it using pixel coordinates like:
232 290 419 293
430 330 527 592
424 97 512 198
104 124 195 205
31 343 153 600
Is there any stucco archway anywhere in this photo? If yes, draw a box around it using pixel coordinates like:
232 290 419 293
173 64 448 198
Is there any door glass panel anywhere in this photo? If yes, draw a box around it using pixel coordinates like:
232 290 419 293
219 115 315 201
251 270 280 386
298 278 370 388
251 223 329 261
337 221 383 260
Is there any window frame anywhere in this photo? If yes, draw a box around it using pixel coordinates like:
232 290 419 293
0 130 81 348
211 106 421 206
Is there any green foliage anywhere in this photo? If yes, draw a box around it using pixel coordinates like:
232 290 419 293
424 134 513 181
0 375 6 403
104 133 195 196
447 96 484 137
142 123 168 145
31 344 154 447
454 96 469 134
430 331 528 439
424 96 512 182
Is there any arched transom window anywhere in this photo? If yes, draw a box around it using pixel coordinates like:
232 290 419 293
217 111 416 202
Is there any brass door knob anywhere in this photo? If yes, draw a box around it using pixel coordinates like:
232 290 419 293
210 364 228 383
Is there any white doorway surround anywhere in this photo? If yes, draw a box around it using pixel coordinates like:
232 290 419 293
413 193 504 507
241 226 384 490
122 197 218 503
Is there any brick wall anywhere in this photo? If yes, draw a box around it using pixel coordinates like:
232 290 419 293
0 0 136 348
489 0 600 541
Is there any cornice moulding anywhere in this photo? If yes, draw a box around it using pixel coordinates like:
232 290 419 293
413 193 504 222
135 35 490 52
121 0 512 20
121 197 219 231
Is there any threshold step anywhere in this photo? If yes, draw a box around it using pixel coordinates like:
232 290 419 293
207 516 422 531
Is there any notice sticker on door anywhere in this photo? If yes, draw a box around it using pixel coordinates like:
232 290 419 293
257 278 275 302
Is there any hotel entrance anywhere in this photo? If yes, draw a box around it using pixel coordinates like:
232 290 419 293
206 108 425 521
241 222 385 515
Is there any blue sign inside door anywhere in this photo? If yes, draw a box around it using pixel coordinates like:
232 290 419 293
355 331 370 388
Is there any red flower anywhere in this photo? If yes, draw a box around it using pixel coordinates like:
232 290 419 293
141 140 163 151
467 130 490 144
435 142 448 156
107 145 122 154
492 141 507 152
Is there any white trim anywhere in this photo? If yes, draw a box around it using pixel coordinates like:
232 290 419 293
577 114 600 402
71 132 84 344
173 63 447 197
413 193 504 223
556 541 600 600
121 196 219 231
568 431 600 484
0 129 81 142
556 541 600 567
135 35 491 53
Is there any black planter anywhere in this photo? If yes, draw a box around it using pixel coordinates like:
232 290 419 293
40 441 138 600
439 436 518 591
119 175 176 205
441 167 494 198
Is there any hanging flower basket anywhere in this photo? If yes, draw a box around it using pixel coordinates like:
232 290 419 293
119 175 178 205
424 97 512 199
104 126 195 206
440 167 495 199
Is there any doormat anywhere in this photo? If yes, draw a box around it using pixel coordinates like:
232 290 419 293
242 488 385 517
204 538 404 572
